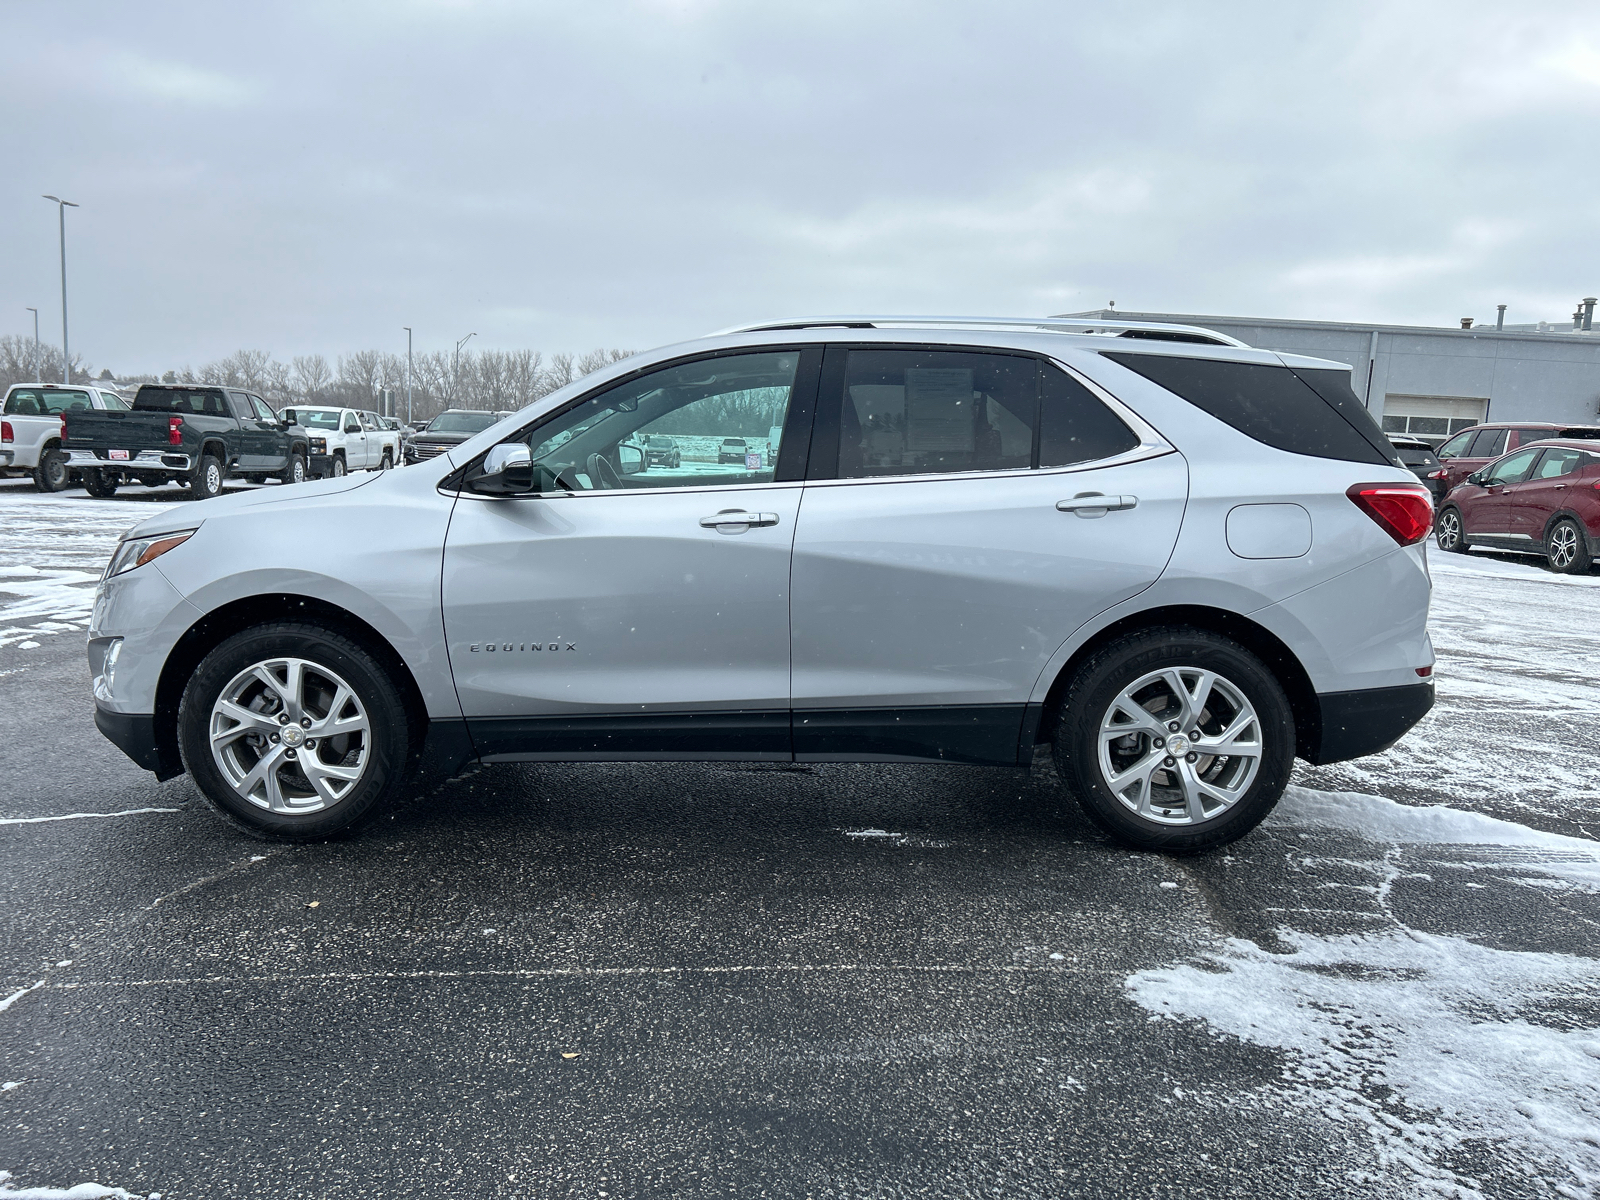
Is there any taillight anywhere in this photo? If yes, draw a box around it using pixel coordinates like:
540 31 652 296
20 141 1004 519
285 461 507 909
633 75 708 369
1 421 11 444
1348 483 1434 546
1427 469 1447 479
168 416 184 446
60 416 67 441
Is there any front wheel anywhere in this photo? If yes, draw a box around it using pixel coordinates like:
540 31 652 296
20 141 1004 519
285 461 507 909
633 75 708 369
1435 506 1469 553
33 449 69 492
1051 628 1295 853
82 468 120 498
1547 518 1593 574
177 623 412 840
330 454 347 478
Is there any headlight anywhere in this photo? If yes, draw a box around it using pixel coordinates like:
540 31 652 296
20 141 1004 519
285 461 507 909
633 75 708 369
310 436 327 453
104 529 196 579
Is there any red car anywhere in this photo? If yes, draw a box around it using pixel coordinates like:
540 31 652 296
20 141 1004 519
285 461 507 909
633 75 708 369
1434 438 1600 572
1430 421 1600 493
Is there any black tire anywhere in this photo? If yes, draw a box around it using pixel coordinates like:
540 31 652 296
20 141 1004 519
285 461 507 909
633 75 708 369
177 622 412 841
1546 517 1592 574
279 451 307 486
379 450 393 471
1435 506 1469 553
1051 628 1296 854
33 447 69 492
330 454 347 478
191 453 225 500
82 468 120 498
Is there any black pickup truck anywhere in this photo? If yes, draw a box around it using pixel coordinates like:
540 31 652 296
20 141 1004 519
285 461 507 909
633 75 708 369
62 384 312 499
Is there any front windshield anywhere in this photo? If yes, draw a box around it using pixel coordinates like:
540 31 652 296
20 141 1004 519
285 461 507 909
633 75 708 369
283 408 343 430
428 411 500 434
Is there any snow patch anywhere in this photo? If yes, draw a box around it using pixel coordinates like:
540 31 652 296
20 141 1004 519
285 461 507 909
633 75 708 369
0 1170 156 1199
1127 930 1600 1197
0 808 180 827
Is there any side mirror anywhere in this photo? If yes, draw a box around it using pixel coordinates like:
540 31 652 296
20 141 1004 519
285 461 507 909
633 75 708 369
468 443 552 496
618 442 644 475
1466 471 1485 486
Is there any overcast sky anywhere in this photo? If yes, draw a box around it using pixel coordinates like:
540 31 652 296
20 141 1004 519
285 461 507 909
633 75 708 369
5 1 1600 375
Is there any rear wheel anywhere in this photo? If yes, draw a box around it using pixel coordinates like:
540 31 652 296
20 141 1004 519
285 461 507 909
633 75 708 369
190 454 225 500
177 623 411 841
1546 518 1592 574
83 469 120 498
379 450 393 471
1435 506 1469 553
1051 628 1295 854
33 448 69 492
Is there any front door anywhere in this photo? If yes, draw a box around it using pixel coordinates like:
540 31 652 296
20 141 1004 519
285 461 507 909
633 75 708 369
789 347 1187 765
1464 445 1539 541
227 391 273 471
342 411 368 468
441 348 819 760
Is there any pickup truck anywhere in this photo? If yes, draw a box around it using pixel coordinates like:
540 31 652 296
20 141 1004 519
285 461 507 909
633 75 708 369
279 405 401 477
62 384 312 499
2 383 132 491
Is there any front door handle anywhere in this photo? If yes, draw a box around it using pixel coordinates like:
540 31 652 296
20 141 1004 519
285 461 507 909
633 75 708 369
700 510 780 530
1056 492 1138 517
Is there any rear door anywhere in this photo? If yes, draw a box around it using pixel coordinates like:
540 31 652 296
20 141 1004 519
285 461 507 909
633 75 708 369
1447 426 1509 491
789 346 1185 765
1507 446 1586 545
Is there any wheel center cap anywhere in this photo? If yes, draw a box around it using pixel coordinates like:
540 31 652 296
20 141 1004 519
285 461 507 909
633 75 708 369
1167 734 1190 756
280 725 304 747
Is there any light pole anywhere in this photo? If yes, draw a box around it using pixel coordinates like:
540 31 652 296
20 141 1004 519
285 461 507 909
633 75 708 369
42 196 79 384
453 332 476 405
25 308 39 380
403 326 413 424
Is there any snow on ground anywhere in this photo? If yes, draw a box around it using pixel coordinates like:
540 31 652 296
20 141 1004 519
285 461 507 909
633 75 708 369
0 1171 156 1200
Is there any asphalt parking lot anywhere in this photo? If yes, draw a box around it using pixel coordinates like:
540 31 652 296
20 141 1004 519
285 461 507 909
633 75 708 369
2 486 1599 1199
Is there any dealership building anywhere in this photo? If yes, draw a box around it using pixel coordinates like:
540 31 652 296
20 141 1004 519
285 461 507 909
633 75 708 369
1058 307 1600 446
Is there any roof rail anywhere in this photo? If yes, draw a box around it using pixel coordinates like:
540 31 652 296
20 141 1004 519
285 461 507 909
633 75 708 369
710 315 1250 349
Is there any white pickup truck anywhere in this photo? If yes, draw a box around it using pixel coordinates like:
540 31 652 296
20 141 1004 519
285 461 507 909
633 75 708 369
278 405 401 477
2 383 132 491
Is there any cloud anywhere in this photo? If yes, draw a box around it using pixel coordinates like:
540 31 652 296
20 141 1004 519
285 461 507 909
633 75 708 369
109 53 257 107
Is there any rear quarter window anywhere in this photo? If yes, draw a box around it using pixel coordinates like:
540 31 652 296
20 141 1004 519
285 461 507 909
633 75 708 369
1101 353 1397 467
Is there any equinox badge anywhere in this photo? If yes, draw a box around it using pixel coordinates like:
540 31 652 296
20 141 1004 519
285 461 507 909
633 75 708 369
469 642 577 652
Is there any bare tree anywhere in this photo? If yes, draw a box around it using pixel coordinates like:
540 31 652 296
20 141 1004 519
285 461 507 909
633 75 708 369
338 350 385 409
292 355 332 401
544 352 575 392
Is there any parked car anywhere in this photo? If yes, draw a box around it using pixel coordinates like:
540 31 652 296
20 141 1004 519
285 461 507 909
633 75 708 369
87 317 1434 854
644 435 682 469
1430 422 1600 494
2 383 130 491
279 406 401 477
717 436 749 464
63 384 311 498
1388 435 1444 498
1434 438 1600 572
404 409 510 463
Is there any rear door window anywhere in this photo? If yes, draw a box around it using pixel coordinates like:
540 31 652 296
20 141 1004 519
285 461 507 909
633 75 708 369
1532 448 1584 479
1469 428 1509 457
1101 353 1394 466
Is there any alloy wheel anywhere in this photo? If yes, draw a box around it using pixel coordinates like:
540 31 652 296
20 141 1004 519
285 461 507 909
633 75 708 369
208 657 371 814
1097 666 1263 826
1437 509 1461 551
1550 523 1579 570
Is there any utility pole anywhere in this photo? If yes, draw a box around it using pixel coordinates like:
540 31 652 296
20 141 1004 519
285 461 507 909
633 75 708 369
453 332 476 405
403 326 413 424
42 196 79 384
25 308 39 380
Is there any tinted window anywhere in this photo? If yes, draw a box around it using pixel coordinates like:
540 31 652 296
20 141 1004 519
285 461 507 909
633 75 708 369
1484 447 1539 485
1469 428 1508 457
1438 430 1476 458
1533 448 1584 479
228 392 255 420
1102 354 1392 466
1039 364 1138 467
4 388 93 415
133 387 227 415
836 350 1035 478
1394 445 1438 467
1512 428 1552 448
514 351 801 491
428 411 501 434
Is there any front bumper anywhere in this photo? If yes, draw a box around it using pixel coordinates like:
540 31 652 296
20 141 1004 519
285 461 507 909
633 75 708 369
94 705 184 780
64 449 192 472
1304 682 1435 765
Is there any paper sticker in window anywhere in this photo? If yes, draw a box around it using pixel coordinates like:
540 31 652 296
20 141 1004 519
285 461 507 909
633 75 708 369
903 368 974 452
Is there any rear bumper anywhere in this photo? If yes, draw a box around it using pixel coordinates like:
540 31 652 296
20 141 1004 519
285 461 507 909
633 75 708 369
64 449 192 472
94 705 184 781
1304 682 1434 765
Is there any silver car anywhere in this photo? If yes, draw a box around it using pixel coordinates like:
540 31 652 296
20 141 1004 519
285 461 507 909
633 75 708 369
87 317 1436 852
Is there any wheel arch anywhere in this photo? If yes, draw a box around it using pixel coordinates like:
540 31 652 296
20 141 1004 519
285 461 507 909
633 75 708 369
152 593 431 782
1028 604 1322 763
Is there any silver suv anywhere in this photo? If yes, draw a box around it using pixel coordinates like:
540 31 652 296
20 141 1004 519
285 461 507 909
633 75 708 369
88 317 1436 853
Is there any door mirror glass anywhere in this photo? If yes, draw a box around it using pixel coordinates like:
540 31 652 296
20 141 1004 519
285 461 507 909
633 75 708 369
1465 471 1484 485
617 442 645 475
345 420 360 433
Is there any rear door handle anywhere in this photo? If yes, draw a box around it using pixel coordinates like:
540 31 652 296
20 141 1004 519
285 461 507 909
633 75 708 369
1056 492 1138 516
700 510 780 529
